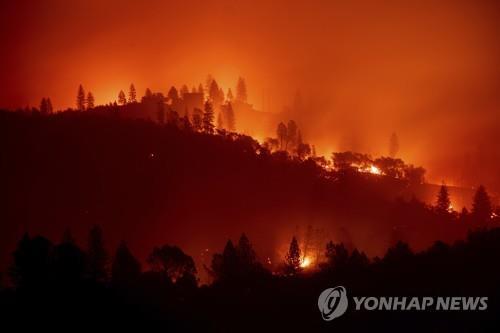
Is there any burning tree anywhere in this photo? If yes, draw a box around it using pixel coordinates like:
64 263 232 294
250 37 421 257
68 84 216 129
435 183 452 214
284 236 302 275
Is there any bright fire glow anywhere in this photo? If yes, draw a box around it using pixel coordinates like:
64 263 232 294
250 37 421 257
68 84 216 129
300 257 312 268
369 165 382 175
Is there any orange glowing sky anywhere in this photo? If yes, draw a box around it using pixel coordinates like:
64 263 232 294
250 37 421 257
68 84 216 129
1 0 499 192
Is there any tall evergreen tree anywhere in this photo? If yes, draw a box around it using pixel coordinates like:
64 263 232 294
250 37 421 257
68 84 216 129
472 185 492 223
39 98 48 114
436 183 451 213
180 84 189 98
118 90 127 105
87 225 108 281
202 101 215 134
284 236 301 274
86 92 95 109
227 88 234 102
236 233 256 266
236 77 247 103
277 122 287 150
225 102 235 131
168 86 179 102
112 241 141 288
76 84 86 110
197 83 204 96
216 111 224 130
128 84 137 103
46 98 53 113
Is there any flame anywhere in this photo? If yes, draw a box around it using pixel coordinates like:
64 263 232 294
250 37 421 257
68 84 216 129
369 165 382 175
300 257 312 268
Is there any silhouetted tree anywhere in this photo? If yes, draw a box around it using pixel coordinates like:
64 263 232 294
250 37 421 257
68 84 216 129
286 120 298 150
211 240 238 282
52 233 86 285
180 84 189 98
389 132 399 158
118 90 127 105
86 92 95 109
227 88 234 102
87 225 108 282
46 98 53 113
148 245 197 283
216 111 224 130
209 80 223 106
325 241 349 269
435 183 451 214
40 98 48 115
225 102 235 131
403 165 426 184
197 83 204 96
128 83 137 103
236 233 257 267
77 84 86 111
277 122 287 150
236 77 247 103
374 157 405 178
384 241 413 264
284 236 301 275
296 131 311 159
112 241 141 288
472 185 492 223
202 100 215 134
10 233 52 288
168 86 179 102
144 88 153 100
192 108 203 131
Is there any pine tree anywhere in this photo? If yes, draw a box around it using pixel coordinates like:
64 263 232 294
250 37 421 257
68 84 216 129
209 80 221 103
284 236 301 274
76 84 86 111
180 84 189 98
277 122 287 150
87 225 108 281
236 233 256 266
168 86 179 102
86 92 95 109
112 241 141 287
236 77 247 103
39 98 48 114
216 111 224 130
202 101 215 134
472 185 492 223
128 84 137 103
436 183 451 213
197 83 204 96
192 108 203 132
118 90 127 105
227 88 234 102
225 102 235 131
46 98 53 113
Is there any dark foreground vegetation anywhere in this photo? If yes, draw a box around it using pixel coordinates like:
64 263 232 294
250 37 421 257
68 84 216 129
1 227 500 331
1 108 499 331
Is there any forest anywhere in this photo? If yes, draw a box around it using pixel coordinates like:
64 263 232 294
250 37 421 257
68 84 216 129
1 93 499 330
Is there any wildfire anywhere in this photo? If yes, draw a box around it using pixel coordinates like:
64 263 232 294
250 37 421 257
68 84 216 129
300 257 312 268
369 165 382 175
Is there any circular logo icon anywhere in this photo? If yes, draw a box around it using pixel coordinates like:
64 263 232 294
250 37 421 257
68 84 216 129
318 286 348 321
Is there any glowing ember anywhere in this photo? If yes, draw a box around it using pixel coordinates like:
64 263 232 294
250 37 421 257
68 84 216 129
300 257 312 268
